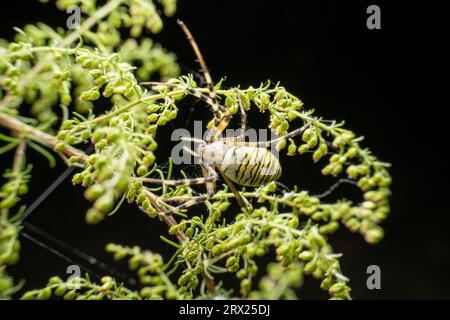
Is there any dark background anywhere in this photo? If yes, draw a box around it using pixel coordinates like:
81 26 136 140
1 0 446 299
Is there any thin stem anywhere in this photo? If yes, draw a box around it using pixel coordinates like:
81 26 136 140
85 89 186 125
12 139 27 174
0 112 87 162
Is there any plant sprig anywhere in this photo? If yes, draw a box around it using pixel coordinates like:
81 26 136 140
0 0 391 300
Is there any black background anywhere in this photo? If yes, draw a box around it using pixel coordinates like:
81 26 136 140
1 0 447 299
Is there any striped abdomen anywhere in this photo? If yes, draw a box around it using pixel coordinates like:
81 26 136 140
220 146 281 187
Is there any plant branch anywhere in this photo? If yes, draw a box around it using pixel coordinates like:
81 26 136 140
142 189 216 295
0 112 87 162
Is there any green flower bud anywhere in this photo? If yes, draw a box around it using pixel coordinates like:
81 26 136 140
185 227 194 238
279 120 289 132
85 208 104 224
64 290 77 300
276 244 289 256
329 282 347 295
288 142 297 156
157 115 168 126
321 164 333 176
103 83 114 97
276 139 286 151
307 136 318 148
330 154 340 162
54 142 66 152
302 128 313 142
101 276 113 284
304 261 316 274
319 221 339 234
61 92 72 105
106 128 120 143
178 273 189 286
55 284 68 297
240 278 252 295
212 244 222 255
0 195 17 209
217 229 228 239
168 225 178 235
274 90 285 101
72 173 83 184
346 165 359 179
21 292 35 300
167 110 178 120
227 103 239 115
137 165 148 176
147 113 159 123
239 234 252 245
48 276 62 285
37 287 52 300
147 105 160 114
346 147 358 159
297 144 309 154
365 227 384 244
298 250 314 261
85 184 105 201
256 247 266 257
143 153 155 167
312 148 324 162
226 256 238 268
331 164 343 176
115 176 130 193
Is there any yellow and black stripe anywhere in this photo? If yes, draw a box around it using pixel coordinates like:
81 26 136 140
221 146 281 187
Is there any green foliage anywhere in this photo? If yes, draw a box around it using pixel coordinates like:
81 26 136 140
0 0 391 300
21 274 140 300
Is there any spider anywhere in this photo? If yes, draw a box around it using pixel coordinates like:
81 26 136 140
140 20 308 216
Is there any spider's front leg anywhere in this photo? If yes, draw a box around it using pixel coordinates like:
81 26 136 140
163 163 218 216
257 123 312 148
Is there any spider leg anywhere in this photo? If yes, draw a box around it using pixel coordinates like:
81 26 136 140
179 136 205 144
164 162 217 216
219 169 252 211
257 123 310 148
182 146 201 158
165 193 214 216
138 161 217 186
177 20 231 142
235 89 247 141
202 166 216 195
177 21 217 110
141 82 229 115
138 175 216 186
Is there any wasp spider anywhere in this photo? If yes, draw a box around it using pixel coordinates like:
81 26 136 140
141 21 308 215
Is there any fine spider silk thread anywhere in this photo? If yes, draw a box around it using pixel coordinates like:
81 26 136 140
22 221 138 287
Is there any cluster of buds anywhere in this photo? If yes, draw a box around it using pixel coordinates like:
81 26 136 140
0 222 20 266
21 274 139 300
75 50 143 101
146 100 178 128
105 243 181 299
297 225 351 299
248 262 303 299
73 146 134 224
121 39 180 80
0 166 30 211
